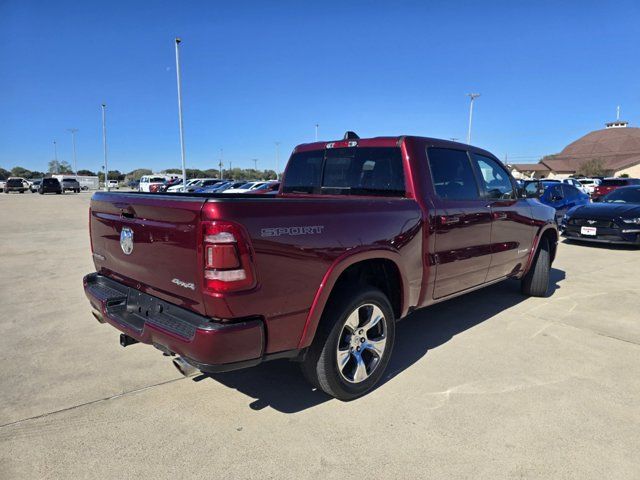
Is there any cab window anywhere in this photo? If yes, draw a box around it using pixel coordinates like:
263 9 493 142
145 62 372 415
471 153 515 200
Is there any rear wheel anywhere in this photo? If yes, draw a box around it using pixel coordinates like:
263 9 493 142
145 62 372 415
521 238 550 297
301 287 395 400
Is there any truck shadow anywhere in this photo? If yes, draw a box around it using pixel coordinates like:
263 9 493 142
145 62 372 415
200 268 565 413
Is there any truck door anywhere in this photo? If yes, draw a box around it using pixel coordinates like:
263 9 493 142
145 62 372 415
426 147 493 299
469 153 536 281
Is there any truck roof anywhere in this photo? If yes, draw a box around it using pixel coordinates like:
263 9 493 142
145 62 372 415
293 135 498 160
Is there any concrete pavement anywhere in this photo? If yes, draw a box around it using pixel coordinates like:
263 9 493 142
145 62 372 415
1 192 638 479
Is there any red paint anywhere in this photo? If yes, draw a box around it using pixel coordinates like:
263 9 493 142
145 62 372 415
86 135 557 365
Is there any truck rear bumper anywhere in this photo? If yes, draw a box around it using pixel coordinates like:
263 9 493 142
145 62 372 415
83 273 266 372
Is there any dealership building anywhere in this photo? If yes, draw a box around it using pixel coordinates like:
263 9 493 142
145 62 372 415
509 118 640 179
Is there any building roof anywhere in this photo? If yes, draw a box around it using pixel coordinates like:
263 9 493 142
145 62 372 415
510 163 550 172
540 126 640 173
559 126 640 157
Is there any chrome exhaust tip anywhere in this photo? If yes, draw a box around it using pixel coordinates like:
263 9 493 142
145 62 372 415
172 356 198 377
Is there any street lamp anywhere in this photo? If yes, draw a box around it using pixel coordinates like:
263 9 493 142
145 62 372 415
174 38 187 190
466 93 480 145
275 142 280 180
252 158 258 171
53 140 58 173
315 124 319 141
101 104 108 191
218 148 224 179
67 128 78 174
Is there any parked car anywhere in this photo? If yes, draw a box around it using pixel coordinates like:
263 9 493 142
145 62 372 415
222 181 268 193
561 185 640 245
194 181 248 193
185 179 225 193
524 180 590 223
139 175 168 192
3 177 28 193
38 178 62 194
84 133 558 400
61 178 81 193
592 178 640 201
251 181 280 194
107 180 119 189
576 178 602 195
558 178 589 195
30 179 42 193
128 180 140 190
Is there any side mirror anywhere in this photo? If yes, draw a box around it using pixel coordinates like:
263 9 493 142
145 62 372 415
520 181 544 199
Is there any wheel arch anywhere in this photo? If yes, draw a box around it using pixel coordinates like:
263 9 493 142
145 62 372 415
297 249 408 349
523 224 558 275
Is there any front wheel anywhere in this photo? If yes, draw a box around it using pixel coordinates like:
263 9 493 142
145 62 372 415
301 287 395 400
521 238 551 297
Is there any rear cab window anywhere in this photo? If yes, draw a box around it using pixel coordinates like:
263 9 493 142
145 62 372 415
282 147 405 196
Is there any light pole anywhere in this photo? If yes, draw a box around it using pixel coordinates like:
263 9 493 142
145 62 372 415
53 140 58 173
218 148 224 179
174 38 187 190
229 160 233 179
101 103 108 191
466 93 480 145
252 158 258 172
315 124 319 141
67 128 78 174
275 142 280 180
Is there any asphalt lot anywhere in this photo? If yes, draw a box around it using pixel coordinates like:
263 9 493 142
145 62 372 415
1 192 639 479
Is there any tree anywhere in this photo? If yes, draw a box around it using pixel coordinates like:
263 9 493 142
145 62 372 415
0 167 10 180
125 169 152 181
98 170 125 182
77 169 97 176
578 158 608 177
30 171 46 179
618 173 630 178
48 160 73 174
11 166 32 178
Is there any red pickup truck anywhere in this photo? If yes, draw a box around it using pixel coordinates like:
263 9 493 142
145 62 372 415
84 133 558 400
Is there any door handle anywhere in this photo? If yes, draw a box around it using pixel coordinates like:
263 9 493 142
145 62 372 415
492 212 507 220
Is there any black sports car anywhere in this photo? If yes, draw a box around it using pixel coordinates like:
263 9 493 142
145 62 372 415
560 185 640 245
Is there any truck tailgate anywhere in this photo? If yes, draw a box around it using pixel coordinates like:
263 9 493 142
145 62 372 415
90 192 208 315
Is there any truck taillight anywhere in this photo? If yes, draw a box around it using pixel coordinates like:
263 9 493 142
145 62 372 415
202 221 255 293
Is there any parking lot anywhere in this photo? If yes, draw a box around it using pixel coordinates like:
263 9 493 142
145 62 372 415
0 192 638 479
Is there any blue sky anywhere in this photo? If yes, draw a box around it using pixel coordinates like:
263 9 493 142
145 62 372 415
1 0 639 174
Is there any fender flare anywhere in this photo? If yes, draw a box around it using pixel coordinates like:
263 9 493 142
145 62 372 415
522 223 558 275
296 247 409 349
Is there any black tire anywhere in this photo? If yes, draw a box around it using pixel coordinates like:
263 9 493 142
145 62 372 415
521 237 550 297
301 287 395 401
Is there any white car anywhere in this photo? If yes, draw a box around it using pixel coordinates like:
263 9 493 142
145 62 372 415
167 179 197 192
107 180 119 189
575 178 602 195
139 175 168 192
559 178 589 195
222 181 267 194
